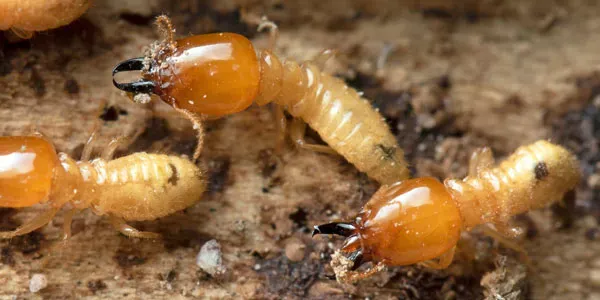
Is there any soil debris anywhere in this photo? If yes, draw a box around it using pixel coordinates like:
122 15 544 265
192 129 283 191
196 239 226 277
29 273 48 293
481 256 528 300
87 279 107 294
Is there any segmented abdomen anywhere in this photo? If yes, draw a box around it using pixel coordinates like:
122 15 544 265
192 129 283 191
89 153 205 221
445 140 580 229
258 51 409 184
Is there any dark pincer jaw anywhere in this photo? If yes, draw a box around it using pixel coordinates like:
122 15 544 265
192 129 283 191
312 221 367 271
112 57 155 94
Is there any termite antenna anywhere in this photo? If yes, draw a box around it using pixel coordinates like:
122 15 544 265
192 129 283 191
112 57 155 94
155 15 176 50
312 222 356 237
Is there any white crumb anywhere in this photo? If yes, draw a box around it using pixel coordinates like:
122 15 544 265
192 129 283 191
29 273 48 293
196 239 226 276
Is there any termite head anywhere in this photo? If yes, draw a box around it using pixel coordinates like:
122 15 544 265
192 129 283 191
313 178 462 269
113 17 260 116
0 136 60 207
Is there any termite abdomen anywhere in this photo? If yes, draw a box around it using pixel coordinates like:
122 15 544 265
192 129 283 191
445 140 581 229
91 153 206 221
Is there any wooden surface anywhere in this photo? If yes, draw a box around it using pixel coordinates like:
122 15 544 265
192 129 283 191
1 0 599 299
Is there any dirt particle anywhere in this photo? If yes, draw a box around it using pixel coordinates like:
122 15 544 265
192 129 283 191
87 279 107 294
119 13 154 26
29 68 45 97
551 189 576 229
64 78 80 95
196 239 226 276
160 228 209 251
207 157 231 193
481 256 527 300
422 8 454 19
11 232 44 254
553 103 600 218
1 247 14 266
258 254 321 297
344 71 382 94
113 248 146 268
0 208 17 231
164 270 177 282
0 54 12 76
29 274 48 293
586 228 600 241
284 238 306 262
257 149 279 178
289 208 308 230
100 105 120 121
128 117 170 152
437 75 452 90
588 173 600 189
307 281 344 298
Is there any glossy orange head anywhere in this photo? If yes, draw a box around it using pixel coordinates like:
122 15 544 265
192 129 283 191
313 177 462 268
113 33 261 117
0 136 60 207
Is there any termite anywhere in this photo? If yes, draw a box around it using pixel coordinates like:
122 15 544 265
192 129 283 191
0 0 91 39
111 15 410 185
0 132 206 240
312 140 580 283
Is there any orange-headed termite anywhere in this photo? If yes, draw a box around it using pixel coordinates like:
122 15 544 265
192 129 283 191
112 16 409 185
0 133 206 240
312 140 580 283
0 0 91 39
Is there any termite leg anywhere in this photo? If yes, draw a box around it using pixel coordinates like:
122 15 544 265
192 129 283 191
101 137 130 160
81 124 99 161
273 105 287 155
109 215 161 239
0 207 60 239
375 43 398 74
468 147 495 177
40 208 78 269
310 49 337 71
82 98 111 161
481 224 532 266
419 246 456 269
490 221 526 239
101 124 145 161
27 123 52 140
61 208 78 241
242 11 279 51
289 118 339 155
10 27 33 39
173 107 205 162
